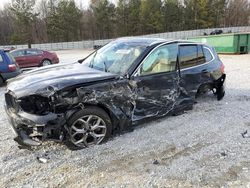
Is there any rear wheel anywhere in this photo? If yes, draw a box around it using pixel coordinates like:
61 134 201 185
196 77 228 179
42 59 52 66
66 107 112 149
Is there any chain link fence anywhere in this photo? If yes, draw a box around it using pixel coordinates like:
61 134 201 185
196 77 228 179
1 26 249 51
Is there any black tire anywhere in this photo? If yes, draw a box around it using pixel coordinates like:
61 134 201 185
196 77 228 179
41 59 52 66
66 106 112 150
0 76 4 87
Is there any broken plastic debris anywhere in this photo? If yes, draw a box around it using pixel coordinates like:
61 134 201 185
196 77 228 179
220 152 227 157
153 159 160 165
37 157 48 163
241 130 250 138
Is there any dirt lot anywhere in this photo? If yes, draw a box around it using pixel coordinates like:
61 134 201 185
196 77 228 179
0 52 250 188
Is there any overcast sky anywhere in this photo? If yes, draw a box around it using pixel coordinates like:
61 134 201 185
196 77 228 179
0 0 102 9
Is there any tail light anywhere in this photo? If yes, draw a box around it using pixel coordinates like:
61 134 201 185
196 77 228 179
8 64 17 72
220 63 225 74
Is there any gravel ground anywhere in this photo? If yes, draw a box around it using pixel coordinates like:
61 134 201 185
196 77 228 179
0 52 250 188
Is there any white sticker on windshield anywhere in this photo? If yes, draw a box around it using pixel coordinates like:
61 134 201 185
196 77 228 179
116 49 131 54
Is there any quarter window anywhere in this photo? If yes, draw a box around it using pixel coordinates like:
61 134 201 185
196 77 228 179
179 45 206 69
0 54 3 62
203 47 213 62
140 43 178 75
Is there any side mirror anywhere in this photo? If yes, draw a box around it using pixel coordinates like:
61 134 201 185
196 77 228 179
78 58 86 64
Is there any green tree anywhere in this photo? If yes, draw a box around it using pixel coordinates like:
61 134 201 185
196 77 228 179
184 0 213 29
90 0 116 39
116 0 129 36
10 0 38 47
127 0 141 35
140 0 164 34
47 0 82 42
208 0 227 27
162 0 184 32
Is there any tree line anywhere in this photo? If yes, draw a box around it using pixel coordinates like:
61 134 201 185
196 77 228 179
0 0 249 45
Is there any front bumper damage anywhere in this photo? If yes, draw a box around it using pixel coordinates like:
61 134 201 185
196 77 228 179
4 104 66 146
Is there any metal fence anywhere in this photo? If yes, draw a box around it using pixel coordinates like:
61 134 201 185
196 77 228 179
1 26 250 51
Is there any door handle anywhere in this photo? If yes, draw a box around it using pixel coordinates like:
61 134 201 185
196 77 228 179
202 69 208 74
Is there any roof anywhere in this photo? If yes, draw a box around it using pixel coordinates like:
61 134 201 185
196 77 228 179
0 49 10 53
115 37 170 46
114 37 200 47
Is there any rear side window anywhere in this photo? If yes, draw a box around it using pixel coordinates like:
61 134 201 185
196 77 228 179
0 54 3 62
203 47 213 62
179 45 205 69
6 52 16 63
26 49 43 56
11 50 25 57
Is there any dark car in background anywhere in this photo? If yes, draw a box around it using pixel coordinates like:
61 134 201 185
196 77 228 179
210 29 223 35
0 49 21 86
5 38 226 149
10 48 59 68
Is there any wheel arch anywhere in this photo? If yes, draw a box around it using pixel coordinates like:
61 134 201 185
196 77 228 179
40 58 52 66
66 103 120 133
196 82 213 96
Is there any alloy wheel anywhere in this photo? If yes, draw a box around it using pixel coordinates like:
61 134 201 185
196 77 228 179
69 115 107 147
42 60 51 66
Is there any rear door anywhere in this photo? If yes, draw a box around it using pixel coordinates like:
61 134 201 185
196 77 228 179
178 44 207 98
25 49 43 67
131 43 180 120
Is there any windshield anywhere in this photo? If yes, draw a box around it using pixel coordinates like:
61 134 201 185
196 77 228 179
83 41 147 75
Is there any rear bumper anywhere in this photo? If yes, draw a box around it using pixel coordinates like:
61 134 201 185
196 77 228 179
1 70 21 81
216 74 226 88
215 74 226 100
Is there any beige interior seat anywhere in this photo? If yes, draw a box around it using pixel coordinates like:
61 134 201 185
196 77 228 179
152 57 172 73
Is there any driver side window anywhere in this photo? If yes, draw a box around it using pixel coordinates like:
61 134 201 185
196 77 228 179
140 43 178 75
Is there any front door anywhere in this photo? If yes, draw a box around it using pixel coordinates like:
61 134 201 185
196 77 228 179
131 43 180 120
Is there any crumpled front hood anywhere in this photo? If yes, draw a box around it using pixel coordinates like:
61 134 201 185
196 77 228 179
7 62 118 98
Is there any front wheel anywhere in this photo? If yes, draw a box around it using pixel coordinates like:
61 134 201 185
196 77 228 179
66 107 112 149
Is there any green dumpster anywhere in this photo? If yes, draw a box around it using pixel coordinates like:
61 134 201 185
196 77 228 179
188 33 250 54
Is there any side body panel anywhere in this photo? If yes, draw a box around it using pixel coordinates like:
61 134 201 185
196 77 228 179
0 51 9 73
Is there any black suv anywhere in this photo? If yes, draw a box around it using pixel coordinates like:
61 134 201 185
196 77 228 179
5 38 226 149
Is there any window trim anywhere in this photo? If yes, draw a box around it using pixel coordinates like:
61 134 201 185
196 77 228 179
179 45 215 72
132 41 177 77
203 46 215 63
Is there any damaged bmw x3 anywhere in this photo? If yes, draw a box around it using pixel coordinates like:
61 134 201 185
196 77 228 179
4 38 226 149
